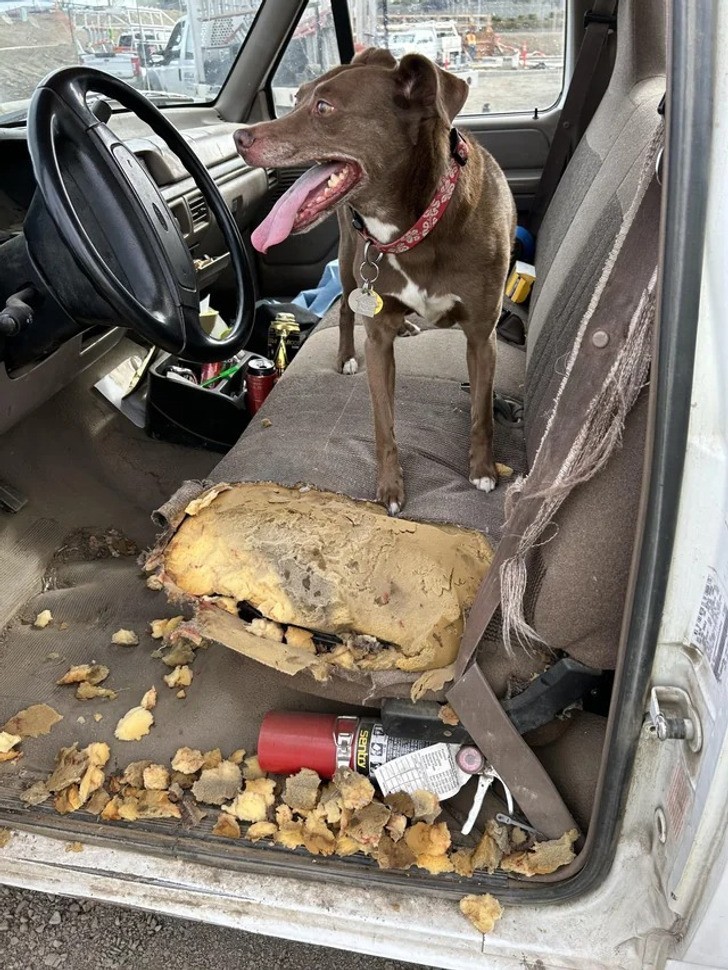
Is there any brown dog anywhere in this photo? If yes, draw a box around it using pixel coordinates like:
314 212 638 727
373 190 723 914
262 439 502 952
235 48 515 514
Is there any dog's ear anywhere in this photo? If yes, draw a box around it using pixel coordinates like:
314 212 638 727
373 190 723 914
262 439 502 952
351 47 396 68
394 54 468 125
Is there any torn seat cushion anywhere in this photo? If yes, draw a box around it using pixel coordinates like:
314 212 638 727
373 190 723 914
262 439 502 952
148 482 498 692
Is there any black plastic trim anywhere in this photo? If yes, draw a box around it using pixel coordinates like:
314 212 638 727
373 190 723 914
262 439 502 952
331 0 355 64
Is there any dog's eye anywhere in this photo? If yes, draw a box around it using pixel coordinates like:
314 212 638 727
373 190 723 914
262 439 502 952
316 100 334 116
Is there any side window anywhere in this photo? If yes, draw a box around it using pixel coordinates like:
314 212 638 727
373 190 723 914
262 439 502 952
271 0 340 116
352 3 566 116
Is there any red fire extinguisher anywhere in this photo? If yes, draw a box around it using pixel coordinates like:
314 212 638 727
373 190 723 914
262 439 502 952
257 711 430 780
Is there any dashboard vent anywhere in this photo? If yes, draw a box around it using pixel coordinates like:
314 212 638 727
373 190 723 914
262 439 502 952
272 166 310 199
189 194 208 227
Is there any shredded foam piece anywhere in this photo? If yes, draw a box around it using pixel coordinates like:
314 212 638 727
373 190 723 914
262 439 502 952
242 754 265 780
150 616 184 640
112 629 139 646
140 687 157 711
228 748 246 766
121 761 151 788
171 747 204 774
411 790 441 824
404 821 451 858
274 820 305 849
283 768 321 813
347 802 391 848
57 664 109 686
0 732 21 754
191 761 242 806
163 665 193 689
162 642 195 667
451 848 475 878
437 704 460 726
33 610 53 629
142 765 170 791
416 853 455 875
302 815 336 856
76 683 117 701
114 706 154 741
459 894 503 934
213 813 241 839
246 821 278 842
376 833 416 870
333 767 374 811
499 829 579 876
202 748 223 770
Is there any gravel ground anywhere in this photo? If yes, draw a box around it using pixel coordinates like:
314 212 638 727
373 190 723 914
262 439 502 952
0 885 432 970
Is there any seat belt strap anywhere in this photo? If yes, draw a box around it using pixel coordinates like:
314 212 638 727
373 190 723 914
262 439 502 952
447 143 662 842
528 0 618 236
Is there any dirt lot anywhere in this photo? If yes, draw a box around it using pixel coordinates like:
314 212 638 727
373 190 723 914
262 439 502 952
0 884 430 970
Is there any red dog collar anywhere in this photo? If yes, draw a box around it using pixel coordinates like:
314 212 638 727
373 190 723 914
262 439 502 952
351 128 469 255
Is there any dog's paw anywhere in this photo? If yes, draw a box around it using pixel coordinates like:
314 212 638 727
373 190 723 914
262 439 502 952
398 320 421 338
377 473 405 516
470 475 498 493
340 357 359 375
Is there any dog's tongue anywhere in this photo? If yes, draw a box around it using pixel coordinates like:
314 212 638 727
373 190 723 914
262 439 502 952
251 162 340 253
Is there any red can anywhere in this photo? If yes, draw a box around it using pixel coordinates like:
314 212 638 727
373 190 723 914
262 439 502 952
257 711 428 780
246 358 276 415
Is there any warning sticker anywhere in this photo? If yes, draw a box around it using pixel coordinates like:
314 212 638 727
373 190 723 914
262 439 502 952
664 760 693 845
373 743 469 800
691 568 728 682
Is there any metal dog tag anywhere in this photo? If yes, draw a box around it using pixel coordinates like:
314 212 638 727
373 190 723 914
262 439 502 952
348 287 382 318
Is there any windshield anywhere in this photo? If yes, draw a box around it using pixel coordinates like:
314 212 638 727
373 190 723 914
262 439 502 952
0 0 264 122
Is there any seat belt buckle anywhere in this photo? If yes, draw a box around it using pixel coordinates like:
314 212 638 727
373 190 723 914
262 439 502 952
505 261 536 304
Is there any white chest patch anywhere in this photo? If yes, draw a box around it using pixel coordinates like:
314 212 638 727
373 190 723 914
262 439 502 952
387 254 459 324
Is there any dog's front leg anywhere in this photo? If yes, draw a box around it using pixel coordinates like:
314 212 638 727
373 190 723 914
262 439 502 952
364 317 404 514
463 326 499 492
336 210 358 374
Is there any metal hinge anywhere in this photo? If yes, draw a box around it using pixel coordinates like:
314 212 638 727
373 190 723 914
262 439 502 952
645 686 702 753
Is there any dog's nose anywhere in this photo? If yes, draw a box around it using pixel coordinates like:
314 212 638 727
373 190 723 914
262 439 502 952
234 128 255 152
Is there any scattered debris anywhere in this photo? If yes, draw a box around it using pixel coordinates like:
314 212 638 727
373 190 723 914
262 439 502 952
171 747 204 774
21 780 51 806
33 610 53 629
143 765 170 791
57 664 109 686
495 463 514 478
121 761 151 787
261 418 272 428
114 706 154 742
146 574 164 591
302 815 336 856
76 683 117 701
212 813 241 839
284 626 316 652
0 732 21 754
376 833 416 870
65 841 84 853
161 641 195 667
246 821 277 842
411 790 441 824
242 755 265 780
283 768 321 813
111 629 139 646
224 789 268 823
459 894 503 935
202 748 223 770
347 802 391 849
333 767 374 811
0 828 12 847
140 686 158 711
404 821 451 860
163 665 193 689
499 829 579 877
191 761 242 806
184 483 232 516
176 690 186 699
438 703 460 726
248 618 284 642
229 748 246 766
3 703 62 739
150 616 184 640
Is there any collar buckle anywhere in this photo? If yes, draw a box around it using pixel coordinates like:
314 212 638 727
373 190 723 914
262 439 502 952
450 127 468 167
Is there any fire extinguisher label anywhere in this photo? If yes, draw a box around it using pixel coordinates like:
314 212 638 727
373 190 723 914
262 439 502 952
355 720 428 777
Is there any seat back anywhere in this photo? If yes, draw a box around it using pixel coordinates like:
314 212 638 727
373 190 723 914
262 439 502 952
518 0 666 669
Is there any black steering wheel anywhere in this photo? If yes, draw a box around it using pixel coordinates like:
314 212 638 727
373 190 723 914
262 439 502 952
25 67 254 361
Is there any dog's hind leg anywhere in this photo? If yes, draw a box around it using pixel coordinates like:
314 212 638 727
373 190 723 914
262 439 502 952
462 324 499 493
364 317 404 515
336 211 358 374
